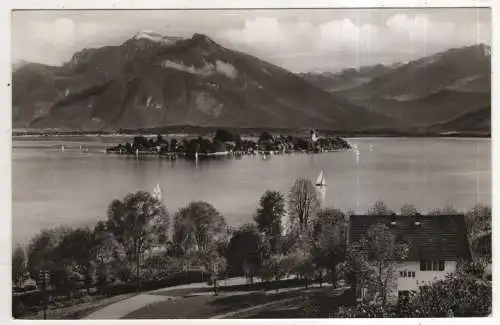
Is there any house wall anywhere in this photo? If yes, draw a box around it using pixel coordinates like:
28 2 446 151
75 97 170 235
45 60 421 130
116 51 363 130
395 260 456 291
358 261 457 304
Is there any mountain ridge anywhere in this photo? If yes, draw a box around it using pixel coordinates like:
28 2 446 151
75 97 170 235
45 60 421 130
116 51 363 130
12 33 390 131
301 44 490 130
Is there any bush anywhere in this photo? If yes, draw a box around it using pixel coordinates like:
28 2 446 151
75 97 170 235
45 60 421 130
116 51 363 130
404 274 491 317
105 270 207 296
333 273 491 318
334 302 398 318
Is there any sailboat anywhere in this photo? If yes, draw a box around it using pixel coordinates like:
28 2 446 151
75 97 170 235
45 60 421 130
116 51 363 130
152 182 162 201
315 170 327 187
315 170 327 206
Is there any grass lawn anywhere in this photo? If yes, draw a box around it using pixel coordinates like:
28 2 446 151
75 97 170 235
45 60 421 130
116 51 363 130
231 287 352 318
18 293 138 320
124 289 311 319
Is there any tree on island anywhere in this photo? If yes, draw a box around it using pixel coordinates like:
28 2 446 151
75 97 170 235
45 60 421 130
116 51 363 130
132 136 150 151
106 191 170 292
254 190 285 252
214 129 235 143
258 131 274 143
288 178 320 233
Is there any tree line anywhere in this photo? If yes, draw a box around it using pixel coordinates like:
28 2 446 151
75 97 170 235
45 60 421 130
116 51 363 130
12 178 492 316
105 129 351 157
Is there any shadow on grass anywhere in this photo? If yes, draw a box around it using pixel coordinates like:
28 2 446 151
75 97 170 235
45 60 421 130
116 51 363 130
237 287 355 318
151 278 309 298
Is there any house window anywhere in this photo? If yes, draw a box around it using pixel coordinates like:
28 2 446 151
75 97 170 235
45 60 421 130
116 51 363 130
420 260 445 271
399 270 416 278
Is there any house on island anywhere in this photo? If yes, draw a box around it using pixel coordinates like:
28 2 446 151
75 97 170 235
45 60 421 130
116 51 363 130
348 214 472 304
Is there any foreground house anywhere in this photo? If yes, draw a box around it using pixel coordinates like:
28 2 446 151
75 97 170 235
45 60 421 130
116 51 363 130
349 214 472 303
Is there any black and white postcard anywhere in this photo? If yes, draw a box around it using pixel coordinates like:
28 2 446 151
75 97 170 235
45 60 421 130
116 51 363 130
5 0 494 321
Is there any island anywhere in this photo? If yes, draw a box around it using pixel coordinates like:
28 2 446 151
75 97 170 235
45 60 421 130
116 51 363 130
105 129 352 159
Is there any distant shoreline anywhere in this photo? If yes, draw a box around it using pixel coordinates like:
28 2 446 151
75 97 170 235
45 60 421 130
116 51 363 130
11 128 491 139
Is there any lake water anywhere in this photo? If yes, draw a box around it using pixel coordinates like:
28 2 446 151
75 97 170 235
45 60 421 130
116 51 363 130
12 137 491 245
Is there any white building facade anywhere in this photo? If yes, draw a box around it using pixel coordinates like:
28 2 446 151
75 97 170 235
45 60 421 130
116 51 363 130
349 214 472 304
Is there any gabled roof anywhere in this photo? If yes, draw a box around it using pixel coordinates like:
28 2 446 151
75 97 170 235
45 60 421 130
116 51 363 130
349 214 472 261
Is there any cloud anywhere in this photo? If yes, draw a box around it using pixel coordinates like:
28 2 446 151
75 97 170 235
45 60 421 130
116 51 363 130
215 13 490 72
12 10 492 72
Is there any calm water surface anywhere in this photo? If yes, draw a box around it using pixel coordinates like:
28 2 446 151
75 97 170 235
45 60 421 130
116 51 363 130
12 137 491 245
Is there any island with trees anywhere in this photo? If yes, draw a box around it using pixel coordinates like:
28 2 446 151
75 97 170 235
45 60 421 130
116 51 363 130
12 177 491 319
105 129 352 159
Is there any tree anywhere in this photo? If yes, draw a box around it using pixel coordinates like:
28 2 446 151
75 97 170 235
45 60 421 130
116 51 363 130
428 204 459 215
465 204 491 242
187 245 227 295
226 224 265 283
367 201 394 215
91 220 125 295
54 227 96 293
132 136 149 150
399 204 419 216
26 227 71 280
343 238 375 289
288 178 320 232
254 190 285 252
25 227 80 296
173 201 227 253
348 224 410 306
214 129 235 143
311 208 347 287
106 191 170 291
12 245 26 287
259 254 292 293
288 245 315 288
170 139 178 152
258 132 273 143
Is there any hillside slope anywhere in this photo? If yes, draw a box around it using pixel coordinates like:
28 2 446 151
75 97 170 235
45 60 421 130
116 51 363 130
302 44 491 129
12 32 390 131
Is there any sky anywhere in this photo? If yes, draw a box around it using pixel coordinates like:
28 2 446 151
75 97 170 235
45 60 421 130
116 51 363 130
11 8 491 73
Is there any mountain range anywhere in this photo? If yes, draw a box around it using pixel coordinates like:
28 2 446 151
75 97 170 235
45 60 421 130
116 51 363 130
12 32 490 135
301 44 491 132
12 32 389 132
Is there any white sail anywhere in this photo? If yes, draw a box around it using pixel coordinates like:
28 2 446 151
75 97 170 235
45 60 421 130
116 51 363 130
315 170 323 185
153 182 162 201
316 170 326 186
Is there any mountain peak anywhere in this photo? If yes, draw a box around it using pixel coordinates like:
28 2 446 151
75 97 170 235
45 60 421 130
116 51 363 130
191 33 218 46
131 30 184 45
